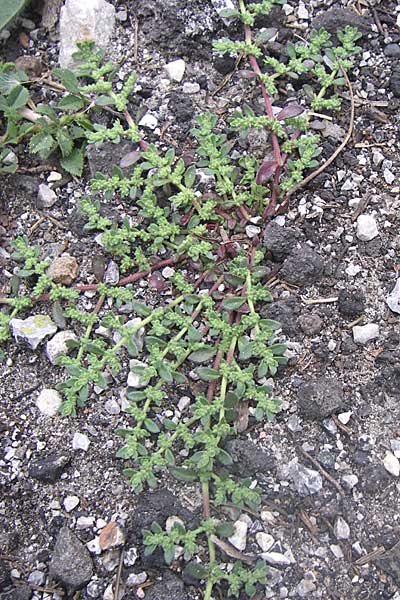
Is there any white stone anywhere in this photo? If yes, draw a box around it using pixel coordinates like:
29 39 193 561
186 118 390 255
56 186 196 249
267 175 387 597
352 323 379 345
297 1 309 19
372 151 385 167
64 495 80 512
10 315 57 350
164 59 186 82
342 474 358 490
256 532 274 552
330 544 344 559
28 571 46 586
178 396 191 412
386 278 400 314
76 516 95 529
356 214 379 242
183 82 200 94
113 318 144 352
228 519 248 551
72 432 90 451
165 516 185 533
260 552 292 567
104 399 120 415
127 359 148 388
47 171 62 182
345 263 362 277
245 225 261 239
46 330 78 364
384 168 395 184
383 451 400 477
391 440 400 458
36 389 62 416
123 547 138 567
139 114 158 130
334 516 350 540
59 0 116 68
127 572 147 586
338 411 352 424
38 183 57 208
162 266 175 278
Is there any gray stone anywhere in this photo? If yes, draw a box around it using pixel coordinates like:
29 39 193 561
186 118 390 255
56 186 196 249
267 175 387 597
126 571 147 586
29 453 70 483
280 245 323 286
50 527 93 590
182 82 200 94
311 8 369 36
104 260 119 285
104 399 120 415
356 214 379 242
143 571 188 600
338 290 365 318
59 0 115 68
386 279 400 314
297 313 323 336
297 377 344 420
86 141 135 177
46 330 78 364
28 570 46 586
385 44 400 57
0 559 11 588
260 551 292 567
37 183 57 208
289 461 323 495
10 315 57 350
334 516 350 540
225 439 276 476
165 59 186 82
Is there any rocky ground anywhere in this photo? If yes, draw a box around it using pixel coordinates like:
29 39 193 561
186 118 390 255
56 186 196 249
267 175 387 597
1 0 400 599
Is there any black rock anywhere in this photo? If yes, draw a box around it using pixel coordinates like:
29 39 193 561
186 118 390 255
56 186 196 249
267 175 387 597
49 527 93 590
312 8 369 36
29 453 70 483
144 571 188 600
263 297 301 337
375 540 400 583
264 222 304 262
390 67 400 98
376 366 400 398
337 289 365 318
297 377 344 420
214 54 236 75
385 44 400 58
86 141 135 178
362 464 392 495
0 558 11 589
169 93 194 123
225 439 276 476
280 245 323 287
297 313 323 336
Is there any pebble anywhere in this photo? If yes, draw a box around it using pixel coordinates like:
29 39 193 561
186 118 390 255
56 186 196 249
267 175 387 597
116 9 127 21
342 473 358 490
182 82 200 94
104 399 120 415
297 1 309 19
164 59 186 82
162 266 175 278
87 580 103 598
383 451 400 477
297 577 316 597
289 461 323 495
10 314 57 350
72 432 90 451
372 151 385 167
37 183 57 208
46 330 78 364
245 225 261 239
338 411 352 425
104 261 119 285
177 396 191 412
29 453 70 483
123 547 138 567
356 214 379 241
28 570 46 586
391 440 400 458
352 323 379 345
384 168 395 184
138 114 158 129
256 532 274 552
127 359 148 388
99 522 126 550
330 544 344 559
50 527 93 589
334 516 350 540
386 278 400 314
126 572 147 586
385 43 400 57
48 171 62 182
36 389 62 416
228 519 248 551
47 255 79 285
76 516 95 530
64 495 80 512
260 552 292 567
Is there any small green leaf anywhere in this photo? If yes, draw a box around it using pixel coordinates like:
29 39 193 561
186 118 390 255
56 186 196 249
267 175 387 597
29 131 56 159
56 128 74 158
144 418 160 433
60 146 84 176
183 562 208 580
7 83 29 109
188 347 216 363
218 448 233 466
158 362 173 383
222 296 246 310
184 165 196 188
219 8 240 18
216 522 235 537
164 546 175 565
95 95 115 106
57 94 85 111
170 467 198 482
53 68 80 93
195 367 220 381
130 300 151 316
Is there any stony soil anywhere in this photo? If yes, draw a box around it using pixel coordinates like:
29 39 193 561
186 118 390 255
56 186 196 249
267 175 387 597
1 1 400 599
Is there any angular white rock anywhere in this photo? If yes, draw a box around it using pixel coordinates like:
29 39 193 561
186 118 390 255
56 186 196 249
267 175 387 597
72 432 90 451
334 516 350 540
46 330 78 364
64 495 80 512
182 82 200 94
356 214 379 242
352 323 379 345
256 532 274 552
383 168 395 184
228 519 248 551
38 183 57 208
138 114 158 129
386 278 400 314
297 1 309 19
127 359 148 388
59 0 116 68
164 59 186 82
260 551 292 567
36 388 62 416
10 315 57 350
383 451 400 477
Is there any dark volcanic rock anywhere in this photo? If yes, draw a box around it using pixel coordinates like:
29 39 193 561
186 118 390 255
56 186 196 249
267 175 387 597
144 571 188 600
264 222 304 262
297 313 323 336
312 8 369 36
375 540 400 583
362 464 392 495
338 289 366 318
297 377 344 419
390 67 400 97
49 527 93 590
214 54 236 75
129 490 199 536
29 453 70 483
225 439 276 476
263 297 301 337
86 141 134 177
280 245 323 286
0 558 11 589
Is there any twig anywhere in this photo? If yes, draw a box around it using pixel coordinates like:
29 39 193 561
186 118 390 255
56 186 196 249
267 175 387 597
302 296 338 305
18 164 56 174
367 1 385 35
280 65 355 211
14 581 65 595
114 550 124 600
332 414 352 436
354 546 385 565
299 510 319 539
351 192 372 222
132 15 139 63
299 447 345 496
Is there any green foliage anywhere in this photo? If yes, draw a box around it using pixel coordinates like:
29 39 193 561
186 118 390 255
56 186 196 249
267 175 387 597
0 0 28 31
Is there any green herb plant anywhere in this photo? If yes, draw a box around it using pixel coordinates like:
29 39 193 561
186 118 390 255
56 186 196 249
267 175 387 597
0 1 362 597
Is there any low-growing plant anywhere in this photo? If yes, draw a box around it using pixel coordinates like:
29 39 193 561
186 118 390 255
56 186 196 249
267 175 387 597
0 0 28 33
0 0 363 596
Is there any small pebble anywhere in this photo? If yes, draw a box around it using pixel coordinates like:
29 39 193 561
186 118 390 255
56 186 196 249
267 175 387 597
334 516 350 540
182 82 200 94
352 323 379 345
383 168 395 184
256 532 274 552
245 225 261 239
72 432 90 451
36 389 62 417
127 572 147 586
228 519 248 551
104 399 120 415
164 59 186 82
297 0 309 19
138 114 158 129
356 214 378 242
63 495 80 512
383 451 400 477
38 184 57 208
